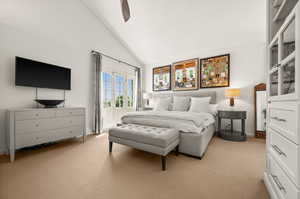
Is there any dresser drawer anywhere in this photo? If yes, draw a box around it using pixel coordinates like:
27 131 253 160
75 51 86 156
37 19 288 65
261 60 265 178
268 155 299 199
15 110 55 121
51 126 83 140
55 116 85 128
269 128 298 186
15 118 58 134
56 109 84 117
269 101 299 144
16 133 49 149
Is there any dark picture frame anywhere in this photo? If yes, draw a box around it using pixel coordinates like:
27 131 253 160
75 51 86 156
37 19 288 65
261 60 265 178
152 65 171 91
171 58 199 91
200 54 230 88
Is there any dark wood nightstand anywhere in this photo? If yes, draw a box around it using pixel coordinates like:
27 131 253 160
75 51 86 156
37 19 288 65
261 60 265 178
217 110 247 142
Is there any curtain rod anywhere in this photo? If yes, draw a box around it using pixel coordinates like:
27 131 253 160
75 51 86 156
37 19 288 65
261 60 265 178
91 50 140 69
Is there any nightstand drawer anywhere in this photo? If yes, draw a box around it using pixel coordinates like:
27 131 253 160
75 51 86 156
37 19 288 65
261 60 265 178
269 101 299 144
218 111 246 119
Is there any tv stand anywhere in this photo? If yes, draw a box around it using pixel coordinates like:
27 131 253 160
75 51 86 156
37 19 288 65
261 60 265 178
6 107 86 162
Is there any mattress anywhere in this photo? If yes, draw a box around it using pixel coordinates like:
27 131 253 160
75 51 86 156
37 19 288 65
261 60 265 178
121 111 215 134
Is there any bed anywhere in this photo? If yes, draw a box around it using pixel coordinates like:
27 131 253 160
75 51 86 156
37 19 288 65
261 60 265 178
121 91 217 159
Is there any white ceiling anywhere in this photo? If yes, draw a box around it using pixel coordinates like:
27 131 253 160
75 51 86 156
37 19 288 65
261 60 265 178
81 0 266 65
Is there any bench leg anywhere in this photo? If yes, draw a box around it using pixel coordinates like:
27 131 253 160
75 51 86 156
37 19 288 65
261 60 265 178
175 145 179 156
161 156 166 171
109 141 113 153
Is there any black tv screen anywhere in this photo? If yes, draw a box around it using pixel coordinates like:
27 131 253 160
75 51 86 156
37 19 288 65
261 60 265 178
15 57 71 90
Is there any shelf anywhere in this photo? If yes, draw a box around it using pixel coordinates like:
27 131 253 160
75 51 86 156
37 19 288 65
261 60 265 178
273 0 297 22
273 0 284 8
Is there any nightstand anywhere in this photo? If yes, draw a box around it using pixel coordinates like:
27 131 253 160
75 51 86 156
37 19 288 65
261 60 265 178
217 110 247 142
139 107 153 111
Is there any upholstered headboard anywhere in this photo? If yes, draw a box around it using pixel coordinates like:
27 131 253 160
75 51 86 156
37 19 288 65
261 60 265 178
152 91 217 104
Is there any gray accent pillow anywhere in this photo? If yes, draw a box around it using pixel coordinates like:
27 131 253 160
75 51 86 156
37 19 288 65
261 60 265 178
172 96 190 111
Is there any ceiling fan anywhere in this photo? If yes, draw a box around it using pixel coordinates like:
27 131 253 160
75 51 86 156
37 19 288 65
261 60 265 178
120 0 131 22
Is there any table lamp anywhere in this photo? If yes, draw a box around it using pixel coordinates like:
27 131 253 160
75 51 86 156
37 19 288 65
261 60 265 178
143 92 151 106
225 88 240 106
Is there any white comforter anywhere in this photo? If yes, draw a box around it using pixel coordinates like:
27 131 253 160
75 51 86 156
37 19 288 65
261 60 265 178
121 111 215 134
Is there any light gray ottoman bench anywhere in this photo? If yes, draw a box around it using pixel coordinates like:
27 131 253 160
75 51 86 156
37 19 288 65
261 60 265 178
108 124 180 170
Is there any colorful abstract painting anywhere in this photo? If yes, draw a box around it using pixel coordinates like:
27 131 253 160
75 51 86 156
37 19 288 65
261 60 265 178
172 58 198 91
200 54 230 88
153 65 171 91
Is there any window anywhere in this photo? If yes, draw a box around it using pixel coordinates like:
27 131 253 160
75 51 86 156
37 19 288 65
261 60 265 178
115 75 125 108
101 72 135 109
127 79 134 107
102 72 112 108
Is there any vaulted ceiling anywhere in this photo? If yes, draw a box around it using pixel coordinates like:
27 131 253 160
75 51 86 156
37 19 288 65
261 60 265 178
81 0 266 65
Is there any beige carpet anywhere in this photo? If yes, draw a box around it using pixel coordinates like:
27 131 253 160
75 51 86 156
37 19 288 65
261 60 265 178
0 134 269 199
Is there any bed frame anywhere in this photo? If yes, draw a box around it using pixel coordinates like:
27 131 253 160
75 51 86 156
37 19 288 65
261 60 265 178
151 91 218 158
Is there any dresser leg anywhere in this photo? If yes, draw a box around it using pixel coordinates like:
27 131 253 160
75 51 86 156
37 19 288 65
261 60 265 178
10 149 15 163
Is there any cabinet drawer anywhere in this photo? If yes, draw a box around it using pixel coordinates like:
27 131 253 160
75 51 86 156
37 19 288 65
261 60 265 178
15 118 58 134
269 101 299 144
270 128 298 186
15 110 55 121
268 155 299 199
16 133 48 149
56 109 84 117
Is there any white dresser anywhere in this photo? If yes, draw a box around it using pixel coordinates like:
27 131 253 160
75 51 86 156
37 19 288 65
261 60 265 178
265 1 300 199
6 107 86 162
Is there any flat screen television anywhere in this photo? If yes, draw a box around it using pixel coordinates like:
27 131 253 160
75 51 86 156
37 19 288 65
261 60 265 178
15 57 71 90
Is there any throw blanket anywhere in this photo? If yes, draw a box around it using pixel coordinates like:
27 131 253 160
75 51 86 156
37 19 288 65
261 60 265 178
121 111 215 134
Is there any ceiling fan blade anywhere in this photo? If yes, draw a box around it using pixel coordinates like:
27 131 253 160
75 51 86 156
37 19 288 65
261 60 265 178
120 0 130 22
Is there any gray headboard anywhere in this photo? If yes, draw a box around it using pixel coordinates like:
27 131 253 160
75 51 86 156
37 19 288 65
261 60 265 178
152 91 217 104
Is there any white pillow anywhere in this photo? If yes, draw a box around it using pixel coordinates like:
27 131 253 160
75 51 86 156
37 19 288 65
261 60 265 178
189 97 211 113
172 96 190 111
154 98 172 111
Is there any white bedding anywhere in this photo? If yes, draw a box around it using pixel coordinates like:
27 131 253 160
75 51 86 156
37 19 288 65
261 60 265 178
121 111 215 134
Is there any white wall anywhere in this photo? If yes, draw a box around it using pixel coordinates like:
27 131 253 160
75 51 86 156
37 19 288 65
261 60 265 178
0 0 142 153
144 43 267 136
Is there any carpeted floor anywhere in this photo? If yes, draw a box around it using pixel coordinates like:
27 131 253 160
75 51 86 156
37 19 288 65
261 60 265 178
0 134 269 199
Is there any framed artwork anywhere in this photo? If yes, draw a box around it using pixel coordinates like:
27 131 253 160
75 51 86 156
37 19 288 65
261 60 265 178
200 54 230 88
172 58 199 91
153 65 171 91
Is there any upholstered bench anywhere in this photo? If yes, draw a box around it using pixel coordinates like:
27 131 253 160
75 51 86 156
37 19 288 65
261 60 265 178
108 124 180 170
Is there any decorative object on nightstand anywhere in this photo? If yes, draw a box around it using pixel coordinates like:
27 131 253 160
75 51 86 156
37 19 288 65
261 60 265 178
225 88 240 106
218 110 247 142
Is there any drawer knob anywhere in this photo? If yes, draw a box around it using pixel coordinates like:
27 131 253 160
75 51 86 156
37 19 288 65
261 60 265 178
69 131 73 134
35 124 39 127
35 114 39 116
70 112 72 114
